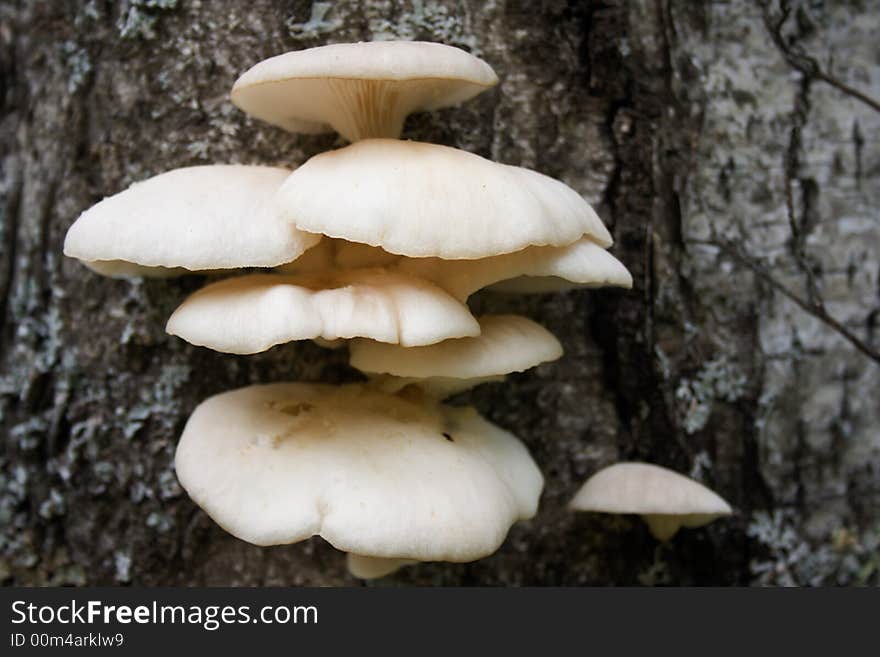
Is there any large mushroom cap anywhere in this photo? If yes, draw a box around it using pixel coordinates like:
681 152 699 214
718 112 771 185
231 41 498 142
275 139 613 259
570 462 732 540
175 383 544 561
350 314 562 379
397 237 632 300
166 268 480 354
63 165 320 275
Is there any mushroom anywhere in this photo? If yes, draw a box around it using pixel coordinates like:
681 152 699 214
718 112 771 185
231 41 498 142
274 139 612 259
346 554 416 580
569 462 733 541
62 38 639 583
63 165 320 276
396 237 632 300
165 268 480 354
175 383 544 562
350 314 563 398
279 236 631 300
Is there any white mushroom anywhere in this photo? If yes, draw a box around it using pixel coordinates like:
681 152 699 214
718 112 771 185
346 554 416 580
396 237 632 300
166 268 480 354
231 41 498 142
569 462 733 541
64 165 320 275
175 383 544 562
275 139 612 259
350 314 562 397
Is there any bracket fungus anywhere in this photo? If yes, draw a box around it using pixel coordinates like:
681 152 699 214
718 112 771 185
166 268 480 354
349 314 563 398
569 463 733 541
64 38 635 581
231 41 498 142
63 165 319 276
176 383 543 561
275 139 612 259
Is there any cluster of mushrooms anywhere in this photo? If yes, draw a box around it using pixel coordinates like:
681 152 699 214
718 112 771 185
64 42 731 580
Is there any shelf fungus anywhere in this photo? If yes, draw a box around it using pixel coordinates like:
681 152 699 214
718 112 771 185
166 268 480 354
350 314 563 398
231 41 498 142
175 383 543 562
64 39 634 581
275 139 612 259
569 463 733 541
63 165 319 277
396 237 632 301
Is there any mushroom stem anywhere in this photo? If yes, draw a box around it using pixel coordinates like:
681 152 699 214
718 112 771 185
328 79 406 141
346 554 416 580
641 514 682 541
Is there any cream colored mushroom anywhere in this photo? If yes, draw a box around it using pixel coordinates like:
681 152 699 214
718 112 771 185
166 268 480 354
350 314 562 398
175 383 544 561
346 554 416 580
63 165 320 276
275 139 612 259
231 41 498 142
279 236 630 300
569 462 732 541
396 237 632 300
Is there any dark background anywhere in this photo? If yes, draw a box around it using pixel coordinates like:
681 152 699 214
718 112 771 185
1 0 878 586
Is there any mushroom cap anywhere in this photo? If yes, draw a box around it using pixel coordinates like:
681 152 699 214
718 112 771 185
350 314 562 379
569 462 732 518
63 165 320 273
397 237 631 300
275 139 613 259
165 268 480 354
175 383 544 561
346 554 416 580
231 41 498 142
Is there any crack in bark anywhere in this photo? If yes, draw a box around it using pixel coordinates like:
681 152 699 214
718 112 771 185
690 236 880 364
763 0 880 114
0 167 22 340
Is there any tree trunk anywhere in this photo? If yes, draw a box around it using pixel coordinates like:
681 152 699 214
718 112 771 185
1 0 877 586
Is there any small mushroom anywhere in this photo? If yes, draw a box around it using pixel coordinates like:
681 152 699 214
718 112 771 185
165 268 480 354
346 554 416 580
569 462 732 541
231 41 498 142
63 165 320 275
175 383 544 562
275 139 612 259
350 314 563 397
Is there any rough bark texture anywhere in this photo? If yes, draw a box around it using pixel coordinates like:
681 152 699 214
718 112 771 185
1 0 878 586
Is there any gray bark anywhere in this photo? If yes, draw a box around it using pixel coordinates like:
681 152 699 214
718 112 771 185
1 0 878 586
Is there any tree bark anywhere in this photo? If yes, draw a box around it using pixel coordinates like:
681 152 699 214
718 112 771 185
1 0 877 586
